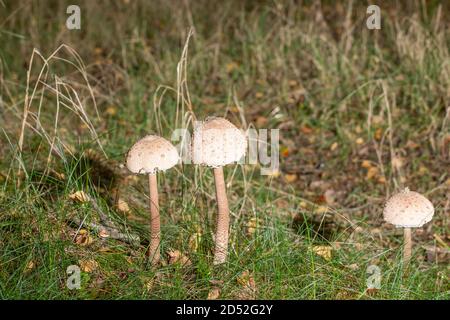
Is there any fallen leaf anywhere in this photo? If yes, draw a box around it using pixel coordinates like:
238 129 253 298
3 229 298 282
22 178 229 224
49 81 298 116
225 61 239 73
116 198 130 213
167 250 191 267
79 259 98 273
75 230 94 246
313 245 332 261
288 80 298 87
69 191 90 203
391 156 404 170
424 246 450 264
324 189 336 206
98 229 110 238
255 116 268 127
374 128 383 141
106 105 117 116
24 260 35 273
284 174 297 183
347 263 359 271
366 166 379 180
280 146 290 157
356 137 364 145
255 92 264 99
300 126 313 134
236 270 257 300
207 287 221 300
377 176 387 184
361 160 372 169
246 217 262 236
330 142 338 151
315 206 329 214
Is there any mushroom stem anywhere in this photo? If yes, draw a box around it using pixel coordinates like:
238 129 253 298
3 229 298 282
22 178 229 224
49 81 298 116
403 227 412 267
213 166 230 265
147 173 160 265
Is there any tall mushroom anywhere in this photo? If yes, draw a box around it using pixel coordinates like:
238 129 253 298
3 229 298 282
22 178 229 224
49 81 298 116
383 187 434 267
192 117 247 265
126 135 179 265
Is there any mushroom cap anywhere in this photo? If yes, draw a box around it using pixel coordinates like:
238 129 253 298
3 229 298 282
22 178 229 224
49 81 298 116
192 117 247 168
383 188 434 228
126 135 179 174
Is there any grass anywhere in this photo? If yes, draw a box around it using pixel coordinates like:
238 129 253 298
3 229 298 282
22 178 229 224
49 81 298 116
0 0 449 299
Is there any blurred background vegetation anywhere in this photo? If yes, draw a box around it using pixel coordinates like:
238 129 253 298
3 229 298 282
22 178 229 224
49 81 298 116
0 0 448 299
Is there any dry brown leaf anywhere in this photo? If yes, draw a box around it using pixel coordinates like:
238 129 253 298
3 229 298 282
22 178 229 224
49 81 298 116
236 270 257 300
79 259 98 273
313 245 332 261
366 166 379 179
69 191 90 203
284 173 297 183
75 230 94 246
361 160 372 169
300 126 313 134
116 198 130 213
167 250 191 267
255 116 268 127
374 128 383 141
24 260 35 273
98 229 110 238
106 105 117 116
330 142 338 151
392 156 404 170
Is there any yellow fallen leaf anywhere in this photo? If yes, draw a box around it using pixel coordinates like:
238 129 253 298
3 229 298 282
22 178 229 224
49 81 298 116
313 245 332 261
266 169 280 178
69 191 90 203
246 217 262 236
374 128 383 141
330 142 338 151
377 176 386 184
356 137 364 145
361 160 372 169
116 198 130 213
366 166 379 180
284 174 297 183
225 61 239 73
79 259 98 273
24 260 35 273
255 92 264 99
105 105 117 116
315 206 329 214
75 231 94 246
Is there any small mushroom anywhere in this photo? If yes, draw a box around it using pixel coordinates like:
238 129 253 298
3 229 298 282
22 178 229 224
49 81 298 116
192 117 247 265
126 135 179 265
383 187 434 268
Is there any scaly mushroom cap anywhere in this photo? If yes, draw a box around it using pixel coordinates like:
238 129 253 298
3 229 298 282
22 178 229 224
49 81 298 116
192 117 247 168
383 188 434 228
126 135 179 174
